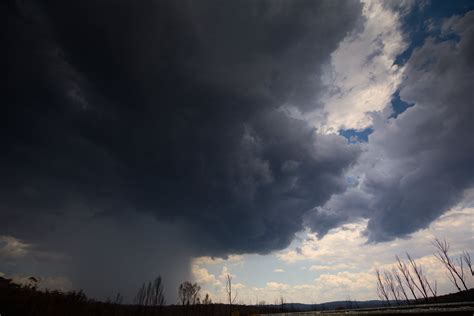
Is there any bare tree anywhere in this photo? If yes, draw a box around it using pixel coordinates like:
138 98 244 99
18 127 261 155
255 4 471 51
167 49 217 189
152 277 165 307
384 270 400 305
135 283 146 306
376 242 472 308
225 273 238 305
396 255 418 302
146 281 153 306
375 268 390 306
134 276 166 307
406 253 432 302
178 281 201 305
392 267 410 304
433 238 469 292
462 251 473 276
114 292 123 305
425 276 437 300
278 295 286 311
382 254 437 305
345 295 357 309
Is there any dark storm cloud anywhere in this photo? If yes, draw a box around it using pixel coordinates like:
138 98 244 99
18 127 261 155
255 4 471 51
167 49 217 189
306 11 474 242
4 0 362 298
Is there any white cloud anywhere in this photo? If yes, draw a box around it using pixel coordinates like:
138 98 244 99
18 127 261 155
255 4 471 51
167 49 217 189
309 263 352 272
0 235 30 259
219 266 236 281
8 274 73 292
315 11 474 243
277 220 369 264
233 283 246 290
191 257 245 303
266 282 290 291
280 206 474 264
0 235 64 262
293 284 315 290
311 0 407 133
191 265 218 285
277 205 474 297
193 255 244 266
273 268 284 273
192 204 472 304
314 271 376 301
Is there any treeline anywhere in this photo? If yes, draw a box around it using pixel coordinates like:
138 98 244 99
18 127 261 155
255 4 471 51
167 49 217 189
0 275 290 316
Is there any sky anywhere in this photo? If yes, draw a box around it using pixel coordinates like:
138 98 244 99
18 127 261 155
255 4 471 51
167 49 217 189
3 0 474 304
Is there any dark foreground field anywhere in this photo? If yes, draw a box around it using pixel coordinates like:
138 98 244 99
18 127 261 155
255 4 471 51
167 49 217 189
1 276 473 316
0 276 290 316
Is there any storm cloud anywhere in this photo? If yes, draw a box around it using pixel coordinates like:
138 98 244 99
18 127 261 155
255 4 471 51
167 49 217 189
307 10 474 242
5 0 473 302
4 0 362 299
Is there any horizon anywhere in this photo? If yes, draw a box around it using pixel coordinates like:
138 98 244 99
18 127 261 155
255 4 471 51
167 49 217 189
4 0 474 306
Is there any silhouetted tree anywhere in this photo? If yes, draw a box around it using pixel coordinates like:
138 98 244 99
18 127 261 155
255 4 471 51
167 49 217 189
392 267 410 304
178 281 200 305
377 253 437 305
396 255 418 301
202 293 212 304
375 268 390 306
225 273 238 306
134 276 165 307
433 238 469 292
114 292 123 305
462 251 473 276
383 270 400 305
406 253 433 302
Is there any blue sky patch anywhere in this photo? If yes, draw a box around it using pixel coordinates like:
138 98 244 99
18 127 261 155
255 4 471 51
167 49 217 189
390 91 414 119
394 0 474 66
339 128 373 143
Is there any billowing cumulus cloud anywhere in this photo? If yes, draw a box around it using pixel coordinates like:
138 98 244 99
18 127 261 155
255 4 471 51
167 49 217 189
306 10 474 242
4 0 362 300
284 0 420 134
317 0 407 133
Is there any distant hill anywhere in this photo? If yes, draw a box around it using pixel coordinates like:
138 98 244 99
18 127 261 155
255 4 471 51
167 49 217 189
281 300 386 311
281 289 474 312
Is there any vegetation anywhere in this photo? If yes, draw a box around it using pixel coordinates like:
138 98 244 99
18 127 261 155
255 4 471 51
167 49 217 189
375 238 473 305
1 272 472 316
0 276 291 316
1 237 472 315
433 238 472 292
134 276 166 315
178 281 201 306
225 273 238 306
376 253 438 305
